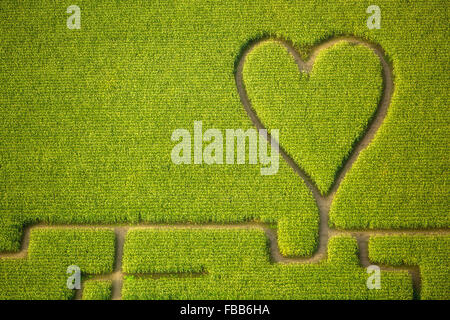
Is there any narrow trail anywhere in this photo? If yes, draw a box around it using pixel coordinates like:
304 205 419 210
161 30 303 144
111 227 126 300
0 36 447 300
1 223 448 299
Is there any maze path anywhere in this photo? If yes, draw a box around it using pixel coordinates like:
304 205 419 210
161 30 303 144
1 224 448 299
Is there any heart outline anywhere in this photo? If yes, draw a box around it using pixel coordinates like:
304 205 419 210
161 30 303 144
235 36 394 259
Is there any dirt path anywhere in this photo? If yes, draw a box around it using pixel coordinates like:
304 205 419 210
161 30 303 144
2 223 448 299
111 227 126 300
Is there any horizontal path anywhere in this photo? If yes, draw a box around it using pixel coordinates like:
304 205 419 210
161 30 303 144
1 223 449 299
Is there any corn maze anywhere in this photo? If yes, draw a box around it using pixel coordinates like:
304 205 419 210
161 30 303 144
0 0 449 302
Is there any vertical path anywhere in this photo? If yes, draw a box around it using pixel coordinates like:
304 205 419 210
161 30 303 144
74 284 83 300
355 233 421 298
111 227 126 300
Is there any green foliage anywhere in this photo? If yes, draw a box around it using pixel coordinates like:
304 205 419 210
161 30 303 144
82 280 112 300
243 41 383 194
0 228 115 300
0 0 448 300
369 235 450 300
328 4 449 230
0 215 24 252
123 229 270 274
0 0 321 256
327 236 359 266
122 229 412 300
277 213 319 256
0 0 447 258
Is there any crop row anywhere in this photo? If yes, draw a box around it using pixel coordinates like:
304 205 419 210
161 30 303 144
0 214 23 252
82 280 112 300
369 235 450 300
1 0 447 262
0 228 115 300
3 228 447 300
122 229 412 300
